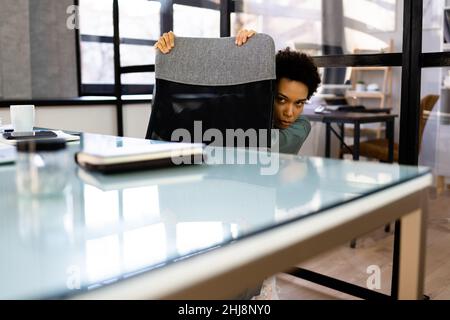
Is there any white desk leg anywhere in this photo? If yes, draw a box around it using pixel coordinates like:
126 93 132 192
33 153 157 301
397 191 427 300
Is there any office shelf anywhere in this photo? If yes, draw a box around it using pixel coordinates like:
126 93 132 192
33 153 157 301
345 91 387 99
350 66 389 71
345 41 394 139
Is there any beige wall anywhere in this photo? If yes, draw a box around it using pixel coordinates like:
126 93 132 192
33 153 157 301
123 104 152 139
0 103 151 138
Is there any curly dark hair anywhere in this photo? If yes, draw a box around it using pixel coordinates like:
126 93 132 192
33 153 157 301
276 47 321 100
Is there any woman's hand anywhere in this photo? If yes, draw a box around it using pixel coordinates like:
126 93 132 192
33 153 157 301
154 29 257 54
235 29 257 46
154 31 175 54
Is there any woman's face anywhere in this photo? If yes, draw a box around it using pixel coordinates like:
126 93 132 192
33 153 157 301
273 78 309 129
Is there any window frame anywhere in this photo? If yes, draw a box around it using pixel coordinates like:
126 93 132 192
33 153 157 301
76 0 223 96
76 0 161 96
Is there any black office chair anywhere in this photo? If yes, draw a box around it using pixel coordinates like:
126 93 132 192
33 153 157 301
145 34 276 148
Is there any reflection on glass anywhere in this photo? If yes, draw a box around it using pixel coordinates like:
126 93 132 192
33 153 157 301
86 234 120 283
17 187 75 242
123 224 166 272
275 191 321 221
123 186 161 224
230 223 239 239
84 185 119 230
345 172 394 185
420 68 449 178
176 222 224 255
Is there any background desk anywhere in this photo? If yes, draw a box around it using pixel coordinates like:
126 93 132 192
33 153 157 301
0 133 430 299
303 109 397 161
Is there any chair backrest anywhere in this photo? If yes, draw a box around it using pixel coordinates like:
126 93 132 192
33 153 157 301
418 94 439 150
146 34 276 148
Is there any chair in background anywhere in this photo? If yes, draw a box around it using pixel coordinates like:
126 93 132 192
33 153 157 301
145 34 276 148
342 94 440 162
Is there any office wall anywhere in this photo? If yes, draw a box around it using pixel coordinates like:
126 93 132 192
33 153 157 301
0 106 116 135
123 104 152 138
0 0 32 99
0 0 78 99
29 0 78 99
0 104 151 138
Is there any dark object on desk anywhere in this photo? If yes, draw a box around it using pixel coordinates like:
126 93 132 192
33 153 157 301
324 96 367 111
333 105 365 112
16 139 66 152
146 34 275 148
2 130 57 140
342 95 439 162
314 105 365 114
324 96 349 106
75 142 205 174
326 105 366 112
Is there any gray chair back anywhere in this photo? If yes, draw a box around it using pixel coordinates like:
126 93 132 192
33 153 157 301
146 34 276 148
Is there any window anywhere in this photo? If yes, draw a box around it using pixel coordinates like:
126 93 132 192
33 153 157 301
173 4 220 37
78 0 220 96
79 0 160 95
118 0 161 92
79 0 114 93
231 0 400 55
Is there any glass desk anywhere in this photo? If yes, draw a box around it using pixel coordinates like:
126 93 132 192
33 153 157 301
0 133 432 299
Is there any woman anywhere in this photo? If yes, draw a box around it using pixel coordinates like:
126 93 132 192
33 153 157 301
154 30 321 155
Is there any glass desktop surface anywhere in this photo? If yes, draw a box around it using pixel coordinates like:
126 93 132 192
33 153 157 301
0 133 430 299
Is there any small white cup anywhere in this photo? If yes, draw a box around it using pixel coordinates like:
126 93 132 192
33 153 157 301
10 105 35 133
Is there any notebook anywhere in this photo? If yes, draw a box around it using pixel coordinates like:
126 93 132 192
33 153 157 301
75 138 205 173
